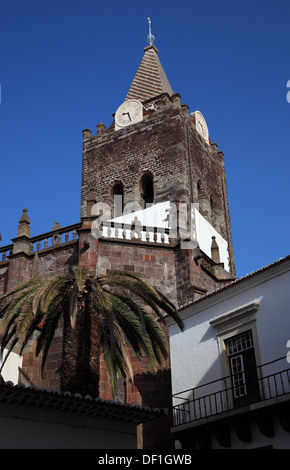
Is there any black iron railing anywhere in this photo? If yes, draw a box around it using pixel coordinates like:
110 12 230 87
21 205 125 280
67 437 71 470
172 357 290 427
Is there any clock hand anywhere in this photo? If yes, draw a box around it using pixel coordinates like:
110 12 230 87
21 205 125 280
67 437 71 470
122 112 131 121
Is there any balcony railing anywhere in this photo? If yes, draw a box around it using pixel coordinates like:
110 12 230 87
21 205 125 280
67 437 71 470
0 223 82 263
0 244 13 263
101 220 172 244
30 223 81 253
172 357 290 427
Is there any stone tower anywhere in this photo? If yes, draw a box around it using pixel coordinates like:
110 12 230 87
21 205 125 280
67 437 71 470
0 32 236 449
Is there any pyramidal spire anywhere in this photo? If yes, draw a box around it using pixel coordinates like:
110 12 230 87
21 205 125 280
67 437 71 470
125 18 173 102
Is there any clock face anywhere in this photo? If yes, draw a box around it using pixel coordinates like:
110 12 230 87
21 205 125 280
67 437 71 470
115 100 143 129
193 111 209 143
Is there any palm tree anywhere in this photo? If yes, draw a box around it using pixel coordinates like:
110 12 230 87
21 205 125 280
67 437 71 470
0 266 183 397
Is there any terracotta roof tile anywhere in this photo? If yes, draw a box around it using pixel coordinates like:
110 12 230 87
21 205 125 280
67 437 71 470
0 381 165 424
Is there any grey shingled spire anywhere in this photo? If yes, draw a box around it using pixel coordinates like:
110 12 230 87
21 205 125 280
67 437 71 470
125 23 173 102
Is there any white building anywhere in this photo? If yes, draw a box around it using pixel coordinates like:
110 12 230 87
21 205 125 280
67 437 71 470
167 256 290 449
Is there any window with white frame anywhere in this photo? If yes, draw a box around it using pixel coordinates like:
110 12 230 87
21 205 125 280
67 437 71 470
225 330 258 403
210 301 261 408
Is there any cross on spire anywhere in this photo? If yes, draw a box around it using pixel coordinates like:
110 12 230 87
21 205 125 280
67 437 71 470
146 17 155 46
125 17 173 102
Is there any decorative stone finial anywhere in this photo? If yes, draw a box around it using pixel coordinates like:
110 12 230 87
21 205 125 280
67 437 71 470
17 209 31 238
52 222 62 231
18 208 30 225
211 236 220 264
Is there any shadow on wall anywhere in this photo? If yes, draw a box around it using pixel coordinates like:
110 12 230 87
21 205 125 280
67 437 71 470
133 369 175 449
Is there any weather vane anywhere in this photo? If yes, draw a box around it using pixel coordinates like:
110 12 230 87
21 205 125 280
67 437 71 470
146 17 155 46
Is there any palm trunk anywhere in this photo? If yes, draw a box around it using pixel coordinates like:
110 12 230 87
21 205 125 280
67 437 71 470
60 288 101 397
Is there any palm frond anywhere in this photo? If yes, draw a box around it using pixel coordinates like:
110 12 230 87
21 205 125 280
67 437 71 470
113 322 134 380
104 292 160 370
0 280 43 329
32 282 48 315
100 330 128 397
102 318 135 396
142 309 169 363
0 290 33 335
36 295 63 370
0 336 19 373
31 252 40 279
90 278 116 346
68 284 79 330
16 294 35 338
100 270 184 330
0 277 43 306
20 306 46 355
0 317 18 356
113 291 168 364
40 276 69 313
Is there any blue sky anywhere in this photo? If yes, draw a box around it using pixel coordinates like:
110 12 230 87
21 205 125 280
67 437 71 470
0 0 289 278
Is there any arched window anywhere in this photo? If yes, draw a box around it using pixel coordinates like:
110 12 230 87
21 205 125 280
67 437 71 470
140 173 154 207
111 182 124 218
